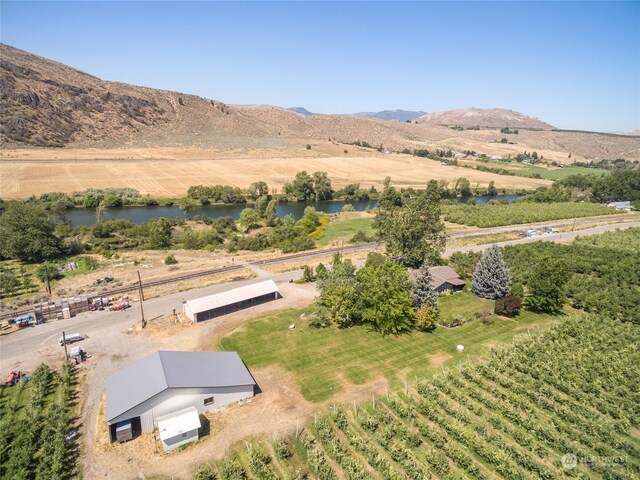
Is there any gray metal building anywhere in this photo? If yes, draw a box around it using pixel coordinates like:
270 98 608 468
106 351 256 441
182 279 281 322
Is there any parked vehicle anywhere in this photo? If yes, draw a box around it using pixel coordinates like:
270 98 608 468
96 277 115 285
14 314 35 328
3 371 23 387
70 346 87 363
59 332 84 346
109 302 130 311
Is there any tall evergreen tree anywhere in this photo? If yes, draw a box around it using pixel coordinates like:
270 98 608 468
472 245 510 299
412 261 439 313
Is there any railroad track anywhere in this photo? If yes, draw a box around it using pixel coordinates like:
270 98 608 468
5 212 635 321
0 242 379 321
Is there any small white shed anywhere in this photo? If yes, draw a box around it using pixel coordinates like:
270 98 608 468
157 406 201 452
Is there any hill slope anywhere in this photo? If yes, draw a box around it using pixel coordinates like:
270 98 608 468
420 107 554 129
1 44 638 163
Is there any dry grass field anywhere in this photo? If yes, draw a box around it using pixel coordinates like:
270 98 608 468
0 148 551 198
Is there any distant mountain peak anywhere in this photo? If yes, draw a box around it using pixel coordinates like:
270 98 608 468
287 107 315 116
353 110 427 122
419 107 553 129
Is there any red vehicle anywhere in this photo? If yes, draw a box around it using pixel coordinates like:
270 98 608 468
109 302 130 311
4 371 22 387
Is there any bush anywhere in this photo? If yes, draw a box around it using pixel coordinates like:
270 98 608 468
309 308 332 328
164 254 178 265
306 144 312 150
302 265 315 282
494 295 522 317
341 204 355 212
349 230 372 243
415 304 438 331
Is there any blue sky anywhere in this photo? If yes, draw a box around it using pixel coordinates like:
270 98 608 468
1 1 639 131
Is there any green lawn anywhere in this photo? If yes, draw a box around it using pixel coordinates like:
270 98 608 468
513 165 610 180
316 216 375 246
219 291 558 402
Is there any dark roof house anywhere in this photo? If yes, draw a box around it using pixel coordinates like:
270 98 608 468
410 266 466 293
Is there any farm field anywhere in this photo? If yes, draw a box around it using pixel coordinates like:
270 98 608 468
514 164 610 180
201 314 640 480
573 226 640 252
219 291 558 403
0 153 551 199
0 362 80 479
464 158 611 180
443 201 618 227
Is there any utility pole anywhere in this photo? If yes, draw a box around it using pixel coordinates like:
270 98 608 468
137 270 146 328
137 270 145 301
44 264 52 295
62 331 68 361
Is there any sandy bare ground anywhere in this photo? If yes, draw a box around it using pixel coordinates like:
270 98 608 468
0 151 550 198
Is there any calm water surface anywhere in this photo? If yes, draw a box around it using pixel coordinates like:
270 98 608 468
65 195 521 226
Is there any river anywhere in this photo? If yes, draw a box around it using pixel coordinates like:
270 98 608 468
64 195 521 226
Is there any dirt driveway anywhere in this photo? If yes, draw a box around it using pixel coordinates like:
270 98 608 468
80 279 318 479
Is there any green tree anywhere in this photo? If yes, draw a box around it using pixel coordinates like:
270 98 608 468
379 186 403 208
448 251 481 279
265 199 278 226
0 202 61 262
411 261 439 312
0 270 19 296
292 171 315 201
313 171 333 200
455 177 471 197
148 217 172 248
239 208 261 231
525 259 569 314
296 207 320 234
302 265 314 282
425 180 440 203
315 262 327 279
487 181 497 196
415 304 438 331
50 199 71 224
472 245 510 299
317 257 359 327
35 262 63 284
356 260 416 335
248 181 269 200
254 195 270 217
178 197 199 219
375 193 446 267
95 202 107 223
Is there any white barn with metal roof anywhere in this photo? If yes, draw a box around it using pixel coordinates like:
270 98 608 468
182 279 281 322
106 351 256 440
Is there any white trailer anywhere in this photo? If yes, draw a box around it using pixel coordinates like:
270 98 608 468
59 332 84 346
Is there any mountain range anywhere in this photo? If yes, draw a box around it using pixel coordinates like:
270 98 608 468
1 43 638 163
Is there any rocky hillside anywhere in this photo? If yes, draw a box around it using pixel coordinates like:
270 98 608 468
2 44 638 161
419 107 554 129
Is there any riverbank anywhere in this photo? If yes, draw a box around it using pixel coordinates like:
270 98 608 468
58 195 522 226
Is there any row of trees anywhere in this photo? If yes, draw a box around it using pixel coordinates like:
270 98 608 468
526 169 640 204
